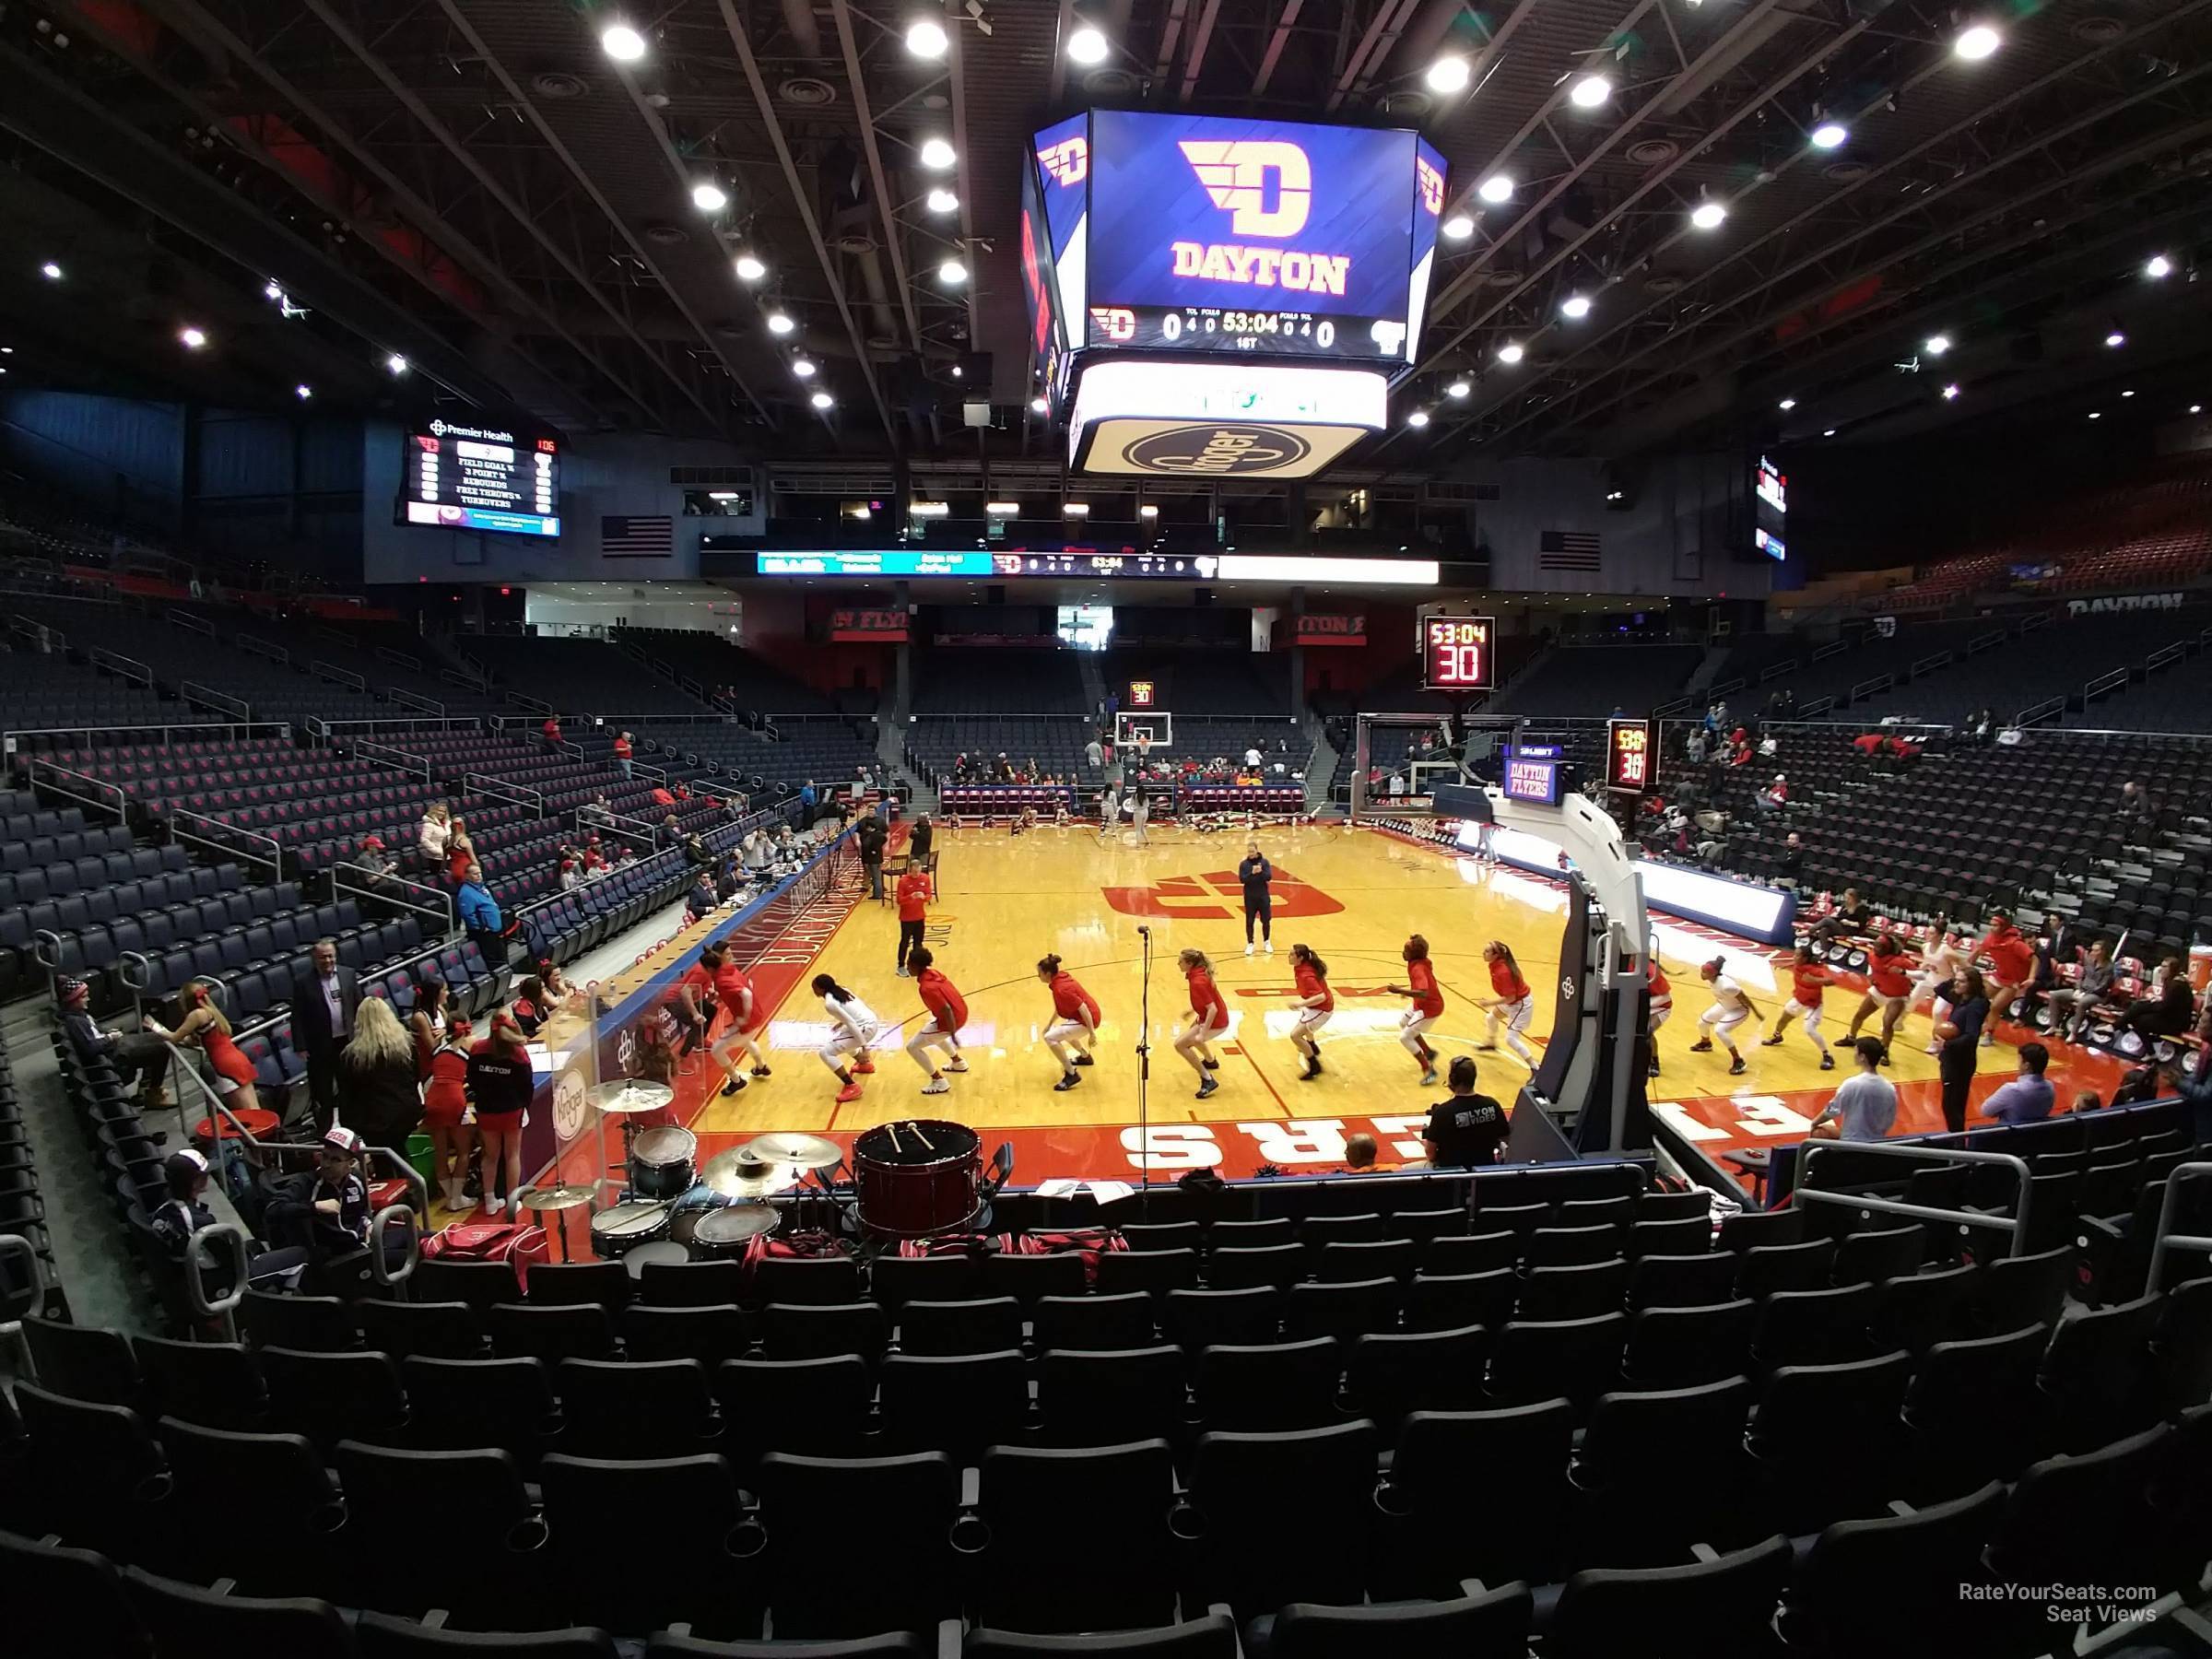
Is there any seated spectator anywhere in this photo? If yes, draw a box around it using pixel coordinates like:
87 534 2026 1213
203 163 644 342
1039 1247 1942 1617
687 868 717 921
2045 938 2116 1041
2124 955 2195 1042
356 834 394 886
1980 1041 2055 1125
1809 1037 1898 1140
1775 831 1806 888
1755 772 1788 815
2071 1088 2102 1115
57 975 171 1104
1813 887 1873 945
264 1127 372 1260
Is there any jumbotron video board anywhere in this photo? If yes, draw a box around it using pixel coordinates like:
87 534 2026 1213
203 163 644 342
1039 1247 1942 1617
399 419 560 538
1025 110 1444 480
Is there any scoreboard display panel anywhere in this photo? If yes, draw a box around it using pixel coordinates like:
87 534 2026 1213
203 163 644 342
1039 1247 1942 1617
1502 745 1564 807
1420 615 1496 693
402 419 559 538
1606 718 1655 794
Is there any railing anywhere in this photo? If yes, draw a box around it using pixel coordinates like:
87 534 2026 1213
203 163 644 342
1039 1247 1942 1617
1795 1139 2036 1256
238 633 289 665
465 771 545 817
330 860 455 936
2019 612 2052 635
1908 651 1953 678
377 645 425 671
312 715 481 735
386 687 445 716
568 805 663 853
23 758 129 823
1965 629 2007 658
180 680 251 722
1757 659 1802 683
1650 696 1696 719
2016 695 2066 729
354 739 430 782
166 606 217 638
1707 676 1747 699
441 666 490 693
2147 1163 2212 1293
89 647 153 686
1796 695 1836 719
310 657 363 689
167 806 282 879
1848 674 1893 701
5 718 291 755
10 613 64 652
2084 666 2130 705
2147 642 2187 676
1810 640 1852 663
502 692 555 716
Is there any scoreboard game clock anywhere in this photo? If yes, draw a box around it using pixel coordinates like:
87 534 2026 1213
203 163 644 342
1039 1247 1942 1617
1606 718 1656 794
1420 615 1496 693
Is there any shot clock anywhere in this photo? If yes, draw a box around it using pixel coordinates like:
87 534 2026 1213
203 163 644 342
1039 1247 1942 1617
1420 615 1496 693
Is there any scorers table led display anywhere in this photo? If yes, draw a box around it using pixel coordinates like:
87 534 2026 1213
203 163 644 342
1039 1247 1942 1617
1421 616 1496 693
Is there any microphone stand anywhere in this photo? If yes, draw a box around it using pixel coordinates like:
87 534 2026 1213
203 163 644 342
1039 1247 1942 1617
1136 924 1152 1217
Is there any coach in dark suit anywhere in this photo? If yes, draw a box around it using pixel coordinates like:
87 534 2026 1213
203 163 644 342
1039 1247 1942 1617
290 936 362 1135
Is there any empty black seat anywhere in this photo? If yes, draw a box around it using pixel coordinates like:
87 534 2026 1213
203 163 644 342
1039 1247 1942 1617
1263 1583 1533 1659
878 1350 1030 1457
354 1300 484 1360
120 1566 350 1659
713 1357 873 1461
975 1441 1181 1632
1734 1239 1836 1298
0 1529 147 1655
1038 1346 1187 1448
621 1303 751 1366
1183 1420 1375 1619
556 1359 721 1459
1347 1324 1487 1422
402 1356 559 1465
526 1261 630 1311
1485 1313 1627 1415
1034 1291 1157 1351
484 1302 616 1363
1625 1253 1739 1310
639 1258 749 1308
1517 1260 1628 1321
1782 1480 2004 1654
1402 1268 1516 1332
1570 1379 1755 1568
335 1441 535 1621
1098 1249 1200 1296
539 1453 747 1635
259 1346 406 1449
1620 1300 1755 1389
760 1300 889 1362
1163 1287 1280 1350
1548 1534 1792 1659
1194 1337 1341 1430
1749 1350 1913 1532
898 1296 1025 1356
1751 1283 1876 1368
1286 1277 1399 1343
1376 1402 1571 1593
359 1612 619 1656
754 1452 960 1638
133 1335 266 1430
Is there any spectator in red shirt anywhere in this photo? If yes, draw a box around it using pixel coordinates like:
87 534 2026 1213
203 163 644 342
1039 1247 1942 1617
894 864 932 975
903 946 969 1094
1976 908 2036 1047
1845 930 1914 1055
1037 952 1101 1090
542 714 562 750
1762 943 1836 1069
1384 933 1445 1085
612 730 633 778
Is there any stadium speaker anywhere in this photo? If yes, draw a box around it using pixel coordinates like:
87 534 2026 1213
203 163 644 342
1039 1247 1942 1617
962 399 992 429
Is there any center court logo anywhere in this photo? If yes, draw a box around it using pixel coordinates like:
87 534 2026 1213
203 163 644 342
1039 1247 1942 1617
1124 425 1313 477
1102 867 1346 922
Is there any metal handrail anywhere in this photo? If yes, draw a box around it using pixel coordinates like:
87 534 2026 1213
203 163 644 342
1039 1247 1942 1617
167 607 218 638
465 771 545 816
310 657 363 688
183 1222 250 1334
440 667 489 692
386 687 445 716
25 757 129 822
2016 695 2066 729
180 679 251 722
1758 659 1802 683
1794 1138 2036 1256
355 739 430 781
370 1205 419 1287
1908 650 1953 677
330 860 456 935
167 806 283 879
0 1231 42 1328
377 645 425 671
2085 666 2130 703
1849 673 1894 700
199 1088 431 1219
89 647 153 685
1810 640 1852 662
239 634 290 665
2147 1162 2212 1292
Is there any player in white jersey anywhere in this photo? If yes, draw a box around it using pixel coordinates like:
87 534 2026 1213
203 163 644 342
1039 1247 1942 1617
1911 917 1966 1053
1688 955 1764 1076
810 974 877 1105
1098 783 1120 842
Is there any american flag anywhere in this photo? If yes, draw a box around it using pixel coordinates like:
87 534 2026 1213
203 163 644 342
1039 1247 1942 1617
1538 529 1602 572
602 515 675 558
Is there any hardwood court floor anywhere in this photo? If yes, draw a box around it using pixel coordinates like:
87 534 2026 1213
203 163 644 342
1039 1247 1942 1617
680 820 2121 1183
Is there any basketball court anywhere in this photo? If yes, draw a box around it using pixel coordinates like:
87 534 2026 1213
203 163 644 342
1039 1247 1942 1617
660 818 2124 1188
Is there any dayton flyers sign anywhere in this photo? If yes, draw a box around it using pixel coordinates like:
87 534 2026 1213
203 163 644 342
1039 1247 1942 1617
1172 140 1347 297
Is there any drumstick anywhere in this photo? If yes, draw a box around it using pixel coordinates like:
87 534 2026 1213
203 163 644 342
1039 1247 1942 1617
911 1121 935 1151
886 1122 901 1153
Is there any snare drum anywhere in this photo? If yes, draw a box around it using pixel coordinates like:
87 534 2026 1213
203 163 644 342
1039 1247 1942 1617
589 1198 670 1258
853 1119 982 1238
693 1204 776 1258
629 1126 698 1200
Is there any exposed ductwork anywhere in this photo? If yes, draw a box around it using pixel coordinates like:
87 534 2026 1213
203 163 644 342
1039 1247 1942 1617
782 0 824 59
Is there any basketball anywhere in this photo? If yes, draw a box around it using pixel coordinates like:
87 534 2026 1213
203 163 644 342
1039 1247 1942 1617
1934 1020 1959 1041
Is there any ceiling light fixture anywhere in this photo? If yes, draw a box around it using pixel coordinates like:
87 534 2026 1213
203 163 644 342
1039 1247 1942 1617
925 187 959 214
1810 121 1849 150
601 22 647 62
1924 333 1952 356
1779 397 1796 410
1030 395 1049 415
2122 389 2136 398
938 259 968 284
906 18 948 58
1406 409 1431 428
1441 213 1476 241
178 326 206 349
1560 293 1593 319
1941 383 1959 400
2194 405 2205 416
690 182 728 213
2146 253 2173 278
2106 330 2126 348
1954 23 2001 61
1138 503 1159 519
1446 379 1471 398
1065 24 1110 65
985 501 1019 516
385 353 408 375
1062 501 1090 515
295 383 312 399
264 280 285 301
1478 173 1514 204
765 309 796 335
1569 74 1612 109
2088 411 2102 420
733 253 766 282
40 262 62 280
909 500 950 517
1690 199 1727 230
809 390 834 410
1425 55 1471 94
919 137 958 170
792 358 818 379
1822 428 1837 437
1496 341 1525 365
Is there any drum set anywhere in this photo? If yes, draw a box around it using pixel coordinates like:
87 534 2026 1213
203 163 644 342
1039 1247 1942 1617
547 1075 994 1267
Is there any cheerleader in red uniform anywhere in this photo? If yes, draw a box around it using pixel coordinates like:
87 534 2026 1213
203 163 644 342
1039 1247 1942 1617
147 982 260 1112
421 1018 475 1212
1037 953 1101 1090
1384 934 1446 1085
1175 947 1228 1102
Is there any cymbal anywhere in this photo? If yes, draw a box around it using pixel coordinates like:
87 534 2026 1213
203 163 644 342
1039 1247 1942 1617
692 1202 780 1241
589 1078 676 1114
515 1182 597 1212
740 1131 843 1171
699 1149 806 1199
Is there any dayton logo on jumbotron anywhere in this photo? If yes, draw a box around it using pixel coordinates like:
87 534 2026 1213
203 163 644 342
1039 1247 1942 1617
1174 140 1349 297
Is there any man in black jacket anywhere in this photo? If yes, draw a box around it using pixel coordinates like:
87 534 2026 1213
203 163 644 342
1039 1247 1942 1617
57 976 172 1103
289 937 361 1135
857 812 888 900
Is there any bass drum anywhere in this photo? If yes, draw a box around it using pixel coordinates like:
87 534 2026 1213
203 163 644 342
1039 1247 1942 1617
853 1119 981 1238
590 1199 670 1259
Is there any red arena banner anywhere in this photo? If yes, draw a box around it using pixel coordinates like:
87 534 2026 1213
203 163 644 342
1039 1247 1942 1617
828 607 910 642
1295 613 1367 646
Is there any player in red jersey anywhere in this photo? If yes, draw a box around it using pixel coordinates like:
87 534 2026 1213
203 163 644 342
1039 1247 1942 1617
1645 957 1672 1077
706 942 771 1095
1037 952 1101 1091
1976 907 2035 1046
903 946 970 1095
1383 934 1445 1086
1762 942 1837 1069
1288 942 1335 1081
894 863 932 976
1477 941 1538 1069
1175 947 1228 1102
1845 931 1914 1058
